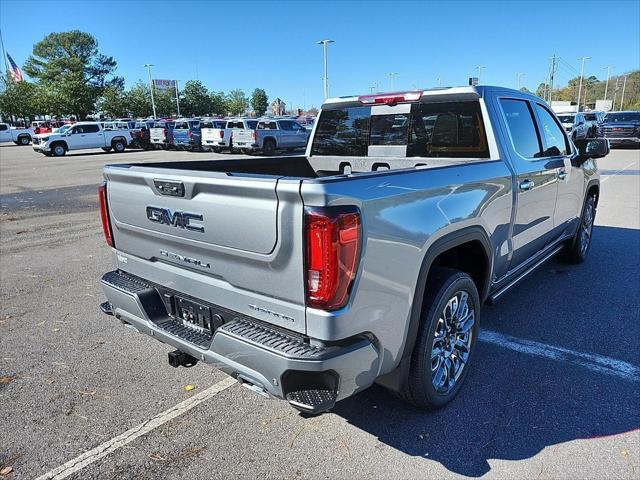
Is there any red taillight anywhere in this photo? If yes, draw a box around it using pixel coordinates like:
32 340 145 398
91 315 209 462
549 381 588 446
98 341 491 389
163 127 167 136
252 130 257 141
219 130 224 138
358 90 423 105
305 207 361 310
98 182 114 247
188 130 193 138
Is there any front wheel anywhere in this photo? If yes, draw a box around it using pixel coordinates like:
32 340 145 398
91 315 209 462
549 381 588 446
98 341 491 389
398 268 480 410
18 136 31 145
51 144 66 157
562 195 596 263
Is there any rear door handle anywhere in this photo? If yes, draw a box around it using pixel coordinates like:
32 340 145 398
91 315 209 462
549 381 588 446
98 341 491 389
519 179 535 191
557 170 567 180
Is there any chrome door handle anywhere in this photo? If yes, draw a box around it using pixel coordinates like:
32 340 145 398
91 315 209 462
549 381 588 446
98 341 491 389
557 170 567 180
519 179 535 191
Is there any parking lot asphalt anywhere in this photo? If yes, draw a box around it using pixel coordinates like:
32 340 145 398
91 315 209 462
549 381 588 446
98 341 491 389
1 144 638 480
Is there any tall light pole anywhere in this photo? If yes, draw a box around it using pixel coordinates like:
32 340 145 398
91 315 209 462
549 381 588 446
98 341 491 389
516 72 525 90
144 64 157 118
174 80 181 117
576 56 590 111
476 65 485 83
619 74 628 111
388 72 398 90
603 66 613 102
612 77 620 112
316 39 334 100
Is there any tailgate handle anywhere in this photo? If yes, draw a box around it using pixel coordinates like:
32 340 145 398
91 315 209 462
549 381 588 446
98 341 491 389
154 179 185 197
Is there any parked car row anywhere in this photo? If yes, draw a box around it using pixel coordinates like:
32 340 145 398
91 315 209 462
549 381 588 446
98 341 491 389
149 116 311 155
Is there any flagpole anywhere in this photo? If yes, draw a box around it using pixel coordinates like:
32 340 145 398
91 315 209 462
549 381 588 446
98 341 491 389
0 28 10 76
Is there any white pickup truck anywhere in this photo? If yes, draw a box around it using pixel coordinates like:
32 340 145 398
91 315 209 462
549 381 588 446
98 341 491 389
32 122 132 156
200 119 231 153
0 123 33 145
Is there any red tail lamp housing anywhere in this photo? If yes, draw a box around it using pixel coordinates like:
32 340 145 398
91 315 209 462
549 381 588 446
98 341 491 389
305 207 362 310
98 182 114 247
219 130 224 138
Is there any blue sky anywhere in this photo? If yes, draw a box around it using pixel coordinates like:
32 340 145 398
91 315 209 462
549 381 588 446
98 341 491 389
1 0 638 109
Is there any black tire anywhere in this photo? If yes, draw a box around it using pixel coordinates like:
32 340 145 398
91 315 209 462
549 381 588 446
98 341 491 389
562 194 596 264
212 147 222 154
101 147 112 152
262 139 276 156
202 146 212 152
241 148 253 155
18 135 30 146
51 143 66 157
398 268 480 410
111 139 126 153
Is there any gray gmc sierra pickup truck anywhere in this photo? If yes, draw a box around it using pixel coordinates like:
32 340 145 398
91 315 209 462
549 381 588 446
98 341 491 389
99 86 608 414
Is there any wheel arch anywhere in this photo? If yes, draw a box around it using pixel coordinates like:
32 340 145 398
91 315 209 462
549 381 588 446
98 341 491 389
375 225 492 392
586 179 600 206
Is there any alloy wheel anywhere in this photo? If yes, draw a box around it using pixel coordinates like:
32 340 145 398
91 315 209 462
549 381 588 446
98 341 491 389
431 291 475 394
580 200 595 256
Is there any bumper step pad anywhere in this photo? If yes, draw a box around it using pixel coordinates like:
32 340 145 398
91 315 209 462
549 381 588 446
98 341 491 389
286 389 338 414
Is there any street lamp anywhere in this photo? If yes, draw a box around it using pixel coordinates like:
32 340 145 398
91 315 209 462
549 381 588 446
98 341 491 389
388 72 398 90
316 39 334 100
144 63 157 118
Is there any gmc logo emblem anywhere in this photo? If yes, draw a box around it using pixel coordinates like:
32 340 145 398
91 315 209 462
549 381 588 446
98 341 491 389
146 206 204 232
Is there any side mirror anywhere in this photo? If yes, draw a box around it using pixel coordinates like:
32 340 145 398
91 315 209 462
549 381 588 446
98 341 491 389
574 138 610 163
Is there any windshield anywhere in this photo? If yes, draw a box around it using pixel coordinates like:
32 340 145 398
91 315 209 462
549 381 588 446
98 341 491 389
55 125 71 134
604 112 640 123
557 115 575 124
311 101 489 158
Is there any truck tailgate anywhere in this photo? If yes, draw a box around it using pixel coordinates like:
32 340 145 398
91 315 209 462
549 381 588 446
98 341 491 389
232 129 254 145
103 164 307 332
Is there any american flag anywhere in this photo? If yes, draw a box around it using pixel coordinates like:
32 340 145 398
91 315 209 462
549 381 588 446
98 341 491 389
7 53 24 82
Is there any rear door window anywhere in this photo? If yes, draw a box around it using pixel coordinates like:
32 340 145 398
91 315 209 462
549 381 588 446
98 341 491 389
83 124 100 133
499 99 542 159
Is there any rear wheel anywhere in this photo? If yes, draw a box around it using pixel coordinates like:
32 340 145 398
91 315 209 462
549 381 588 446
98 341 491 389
562 194 596 263
112 140 126 153
262 139 276 156
398 268 479 410
212 147 222 154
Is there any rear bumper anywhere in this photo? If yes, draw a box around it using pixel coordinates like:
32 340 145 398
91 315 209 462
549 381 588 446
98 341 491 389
203 139 229 147
100 270 380 402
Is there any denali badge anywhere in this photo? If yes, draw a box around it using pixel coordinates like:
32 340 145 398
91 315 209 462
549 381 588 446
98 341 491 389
160 250 210 269
146 206 204 232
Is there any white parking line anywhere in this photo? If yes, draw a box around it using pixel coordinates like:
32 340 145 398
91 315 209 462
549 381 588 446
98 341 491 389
36 376 237 480
600 160 637 183
480 330 640 382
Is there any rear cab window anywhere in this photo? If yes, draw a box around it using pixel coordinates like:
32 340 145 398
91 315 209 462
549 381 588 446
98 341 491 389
310 100 489 158
174 121 189 129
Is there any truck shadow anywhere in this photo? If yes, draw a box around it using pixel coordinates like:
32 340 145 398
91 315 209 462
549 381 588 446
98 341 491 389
332 225 640 477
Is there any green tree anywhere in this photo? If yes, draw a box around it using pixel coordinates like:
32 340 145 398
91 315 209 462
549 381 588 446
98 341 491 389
225 89 248 116
0 78 38 121
98 84 128 118
250 88 268 116
180 80 212 116
155 89 177 117
210 91 227 115
23 30 119 118
126 81 153 118
535 83 549 99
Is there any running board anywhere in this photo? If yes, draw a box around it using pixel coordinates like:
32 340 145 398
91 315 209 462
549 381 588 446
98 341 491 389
488 244 565 304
